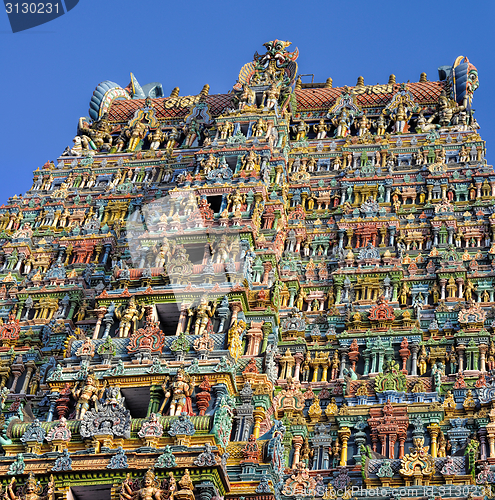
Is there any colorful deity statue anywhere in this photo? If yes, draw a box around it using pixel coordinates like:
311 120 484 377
72 374 105 420
162 369 195 416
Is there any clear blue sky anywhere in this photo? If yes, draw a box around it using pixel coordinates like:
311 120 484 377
0 0 494 203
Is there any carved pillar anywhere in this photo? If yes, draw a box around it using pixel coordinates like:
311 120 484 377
398 435 406 459
489 433 495 459
253 407 264 439
293 353 303 382
10 359 24 393
288 289 296 308
363 353 371 376
440 279 446 300
92 307 107 339
176 303 190 335
67 297 78 321
388 434 397 459
457 346 465 372
379 435 387 457
428 424 440 458
480 344 488 372
392 281 399 302
479 428 488 461
20 361 36 395
339 427 351 466
0 367 10 389
339 349 348 379
410 344 419 376
292 435 304 467
148 386 162 417
46 391 59 422
230 302 243 326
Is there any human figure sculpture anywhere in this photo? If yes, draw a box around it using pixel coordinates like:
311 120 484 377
292 121 309 141
252 117 267 138
313 119 329 140
162 369 194 416
374 111 388 135
183 119 201 148
128 121 148 152
263 82 281 110
390 101 412 133
332 109 353 138
356 113 371 136
417 346 428 376
191 296 217 337
148 128 164 150
241 150 259 172
238 84 256 110
120 469 162 500
115 297 146 338
7 473 54 500
72 374 105 420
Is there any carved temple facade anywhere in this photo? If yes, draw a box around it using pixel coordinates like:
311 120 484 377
0 40 493 500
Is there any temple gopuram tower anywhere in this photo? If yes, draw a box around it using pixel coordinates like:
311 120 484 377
0 41 492 500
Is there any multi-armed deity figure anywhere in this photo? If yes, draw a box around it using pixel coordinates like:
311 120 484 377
6 473 55 500
120 469 164 500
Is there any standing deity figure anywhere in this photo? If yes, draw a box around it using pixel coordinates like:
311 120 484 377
263 82 281 110
301 351 311 382
330 351 340 380
332 109 353 138
399 282 410 306
374 111 388 135
464 280 476 301
241 150 259 172
191 296 217 337
218 121 234 140
115 297 146 338
162 369 194 416
200 153 218 174
128 121 148 151
72 374 105 420
229 189 245 213
252 117 268 137
292 121 309 141
212 235 231 264
417 346 428 376
313 119 329 140
165 127 180 150
183 119 201 148
356 113 371 136
390 102 412 133
148 128 164 150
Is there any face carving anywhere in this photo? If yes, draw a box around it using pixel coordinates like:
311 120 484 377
467 66 479 97
257 40 298 67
